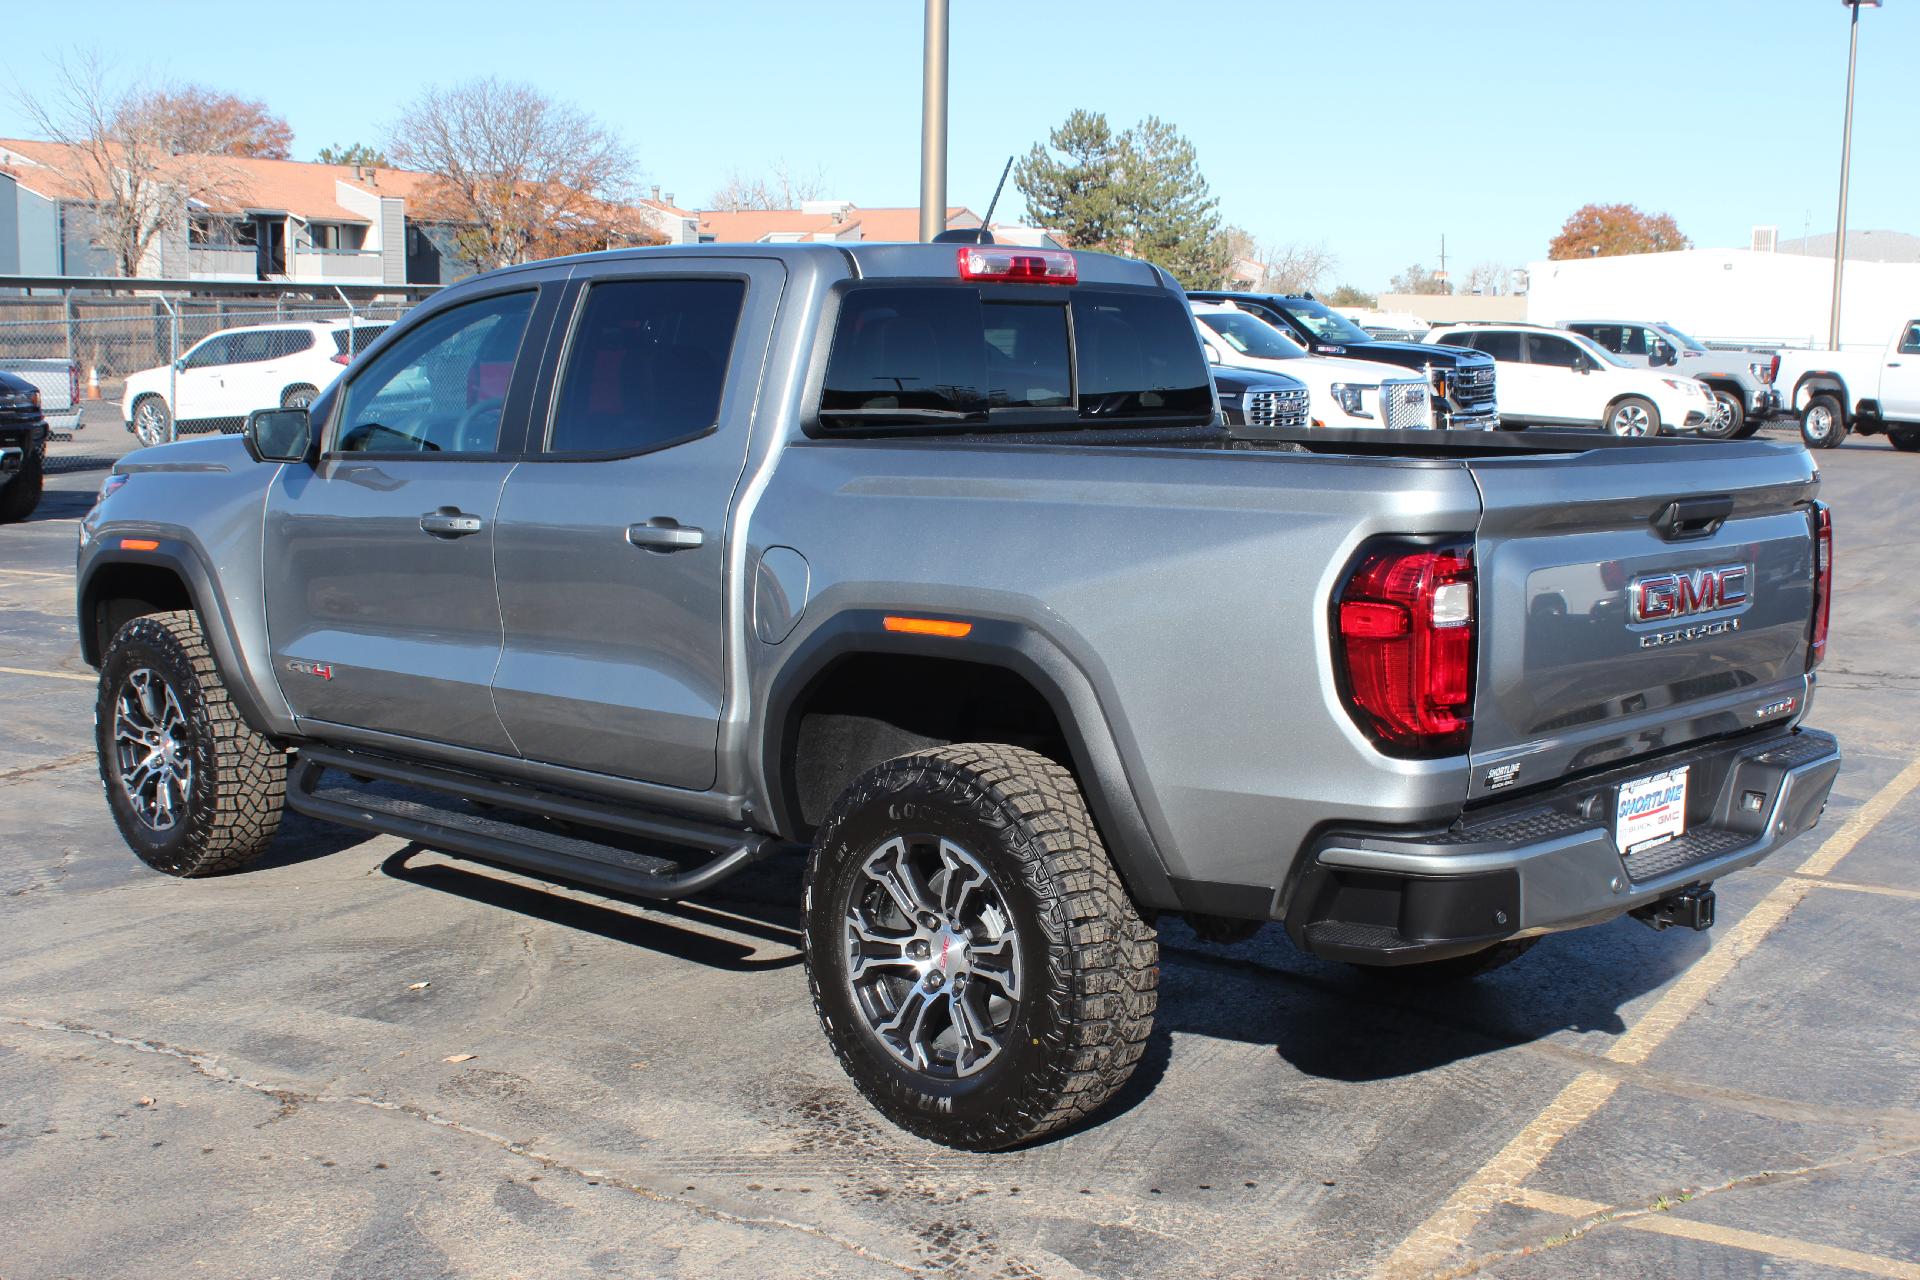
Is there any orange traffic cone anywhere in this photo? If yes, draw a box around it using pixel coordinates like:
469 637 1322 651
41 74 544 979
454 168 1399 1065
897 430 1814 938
87 367 100 400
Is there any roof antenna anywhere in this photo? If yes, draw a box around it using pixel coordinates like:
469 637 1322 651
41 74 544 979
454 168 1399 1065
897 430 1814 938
932 156 1012 245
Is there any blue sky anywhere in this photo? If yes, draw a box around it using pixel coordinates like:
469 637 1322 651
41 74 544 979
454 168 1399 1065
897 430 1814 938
5 0 1915 290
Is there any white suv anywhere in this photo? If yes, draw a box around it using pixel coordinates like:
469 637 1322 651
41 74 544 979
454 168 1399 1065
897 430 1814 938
1191 302 1433 429
122 320 389 444
1423 323 1709 436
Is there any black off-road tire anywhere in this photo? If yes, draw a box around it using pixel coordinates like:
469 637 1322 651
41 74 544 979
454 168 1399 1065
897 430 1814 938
281 384 318 410
1698 389 1745 440
1801 393 1847 450
1355 937 1539 986
96 610 286 876
1888 428 1920 453
804 744 1158 1151
0 450 44 522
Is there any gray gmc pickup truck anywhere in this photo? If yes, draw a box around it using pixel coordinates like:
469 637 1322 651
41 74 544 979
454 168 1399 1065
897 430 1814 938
78 242 1840 1151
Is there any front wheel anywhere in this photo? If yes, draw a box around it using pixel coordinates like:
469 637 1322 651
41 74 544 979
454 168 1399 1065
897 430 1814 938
1888 427 1920 453
804 744 1158 1151
96 611 287 876
1697 389 1745 440
1801 394 1847 450
1606 396 1660 437
281 384 318 410
131 395 171 447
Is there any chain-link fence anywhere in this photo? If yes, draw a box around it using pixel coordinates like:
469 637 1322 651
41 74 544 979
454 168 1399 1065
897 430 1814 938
0 294 419 444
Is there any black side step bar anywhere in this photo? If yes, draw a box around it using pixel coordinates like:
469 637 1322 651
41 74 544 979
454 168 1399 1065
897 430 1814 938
286 745 789 901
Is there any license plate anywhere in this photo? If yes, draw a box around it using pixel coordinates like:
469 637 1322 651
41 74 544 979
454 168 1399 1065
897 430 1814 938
1616 766 1689 854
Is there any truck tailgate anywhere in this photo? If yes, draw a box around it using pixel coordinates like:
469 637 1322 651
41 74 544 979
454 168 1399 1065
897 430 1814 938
1464 440 1820 802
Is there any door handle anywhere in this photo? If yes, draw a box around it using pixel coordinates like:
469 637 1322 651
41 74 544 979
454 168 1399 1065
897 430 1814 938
419 508 484 538
627 518 705 552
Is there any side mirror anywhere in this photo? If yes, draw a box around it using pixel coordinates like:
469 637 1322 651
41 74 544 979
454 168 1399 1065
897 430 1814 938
173 358 186 373
244 407 312 463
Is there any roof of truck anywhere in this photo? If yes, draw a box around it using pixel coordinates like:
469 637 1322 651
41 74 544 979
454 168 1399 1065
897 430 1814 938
505 240 1173 288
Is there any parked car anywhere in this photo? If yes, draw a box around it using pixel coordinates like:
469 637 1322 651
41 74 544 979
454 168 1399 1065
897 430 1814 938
1189 290 1496 429
1771 319 1920 452
0 370 50 522
0 357 83 437
1191 301 1435 429
79 241 1840 1152
1562 320 1779 439
121 319 390 444
1211 365 1311 433
1424 322 1712 436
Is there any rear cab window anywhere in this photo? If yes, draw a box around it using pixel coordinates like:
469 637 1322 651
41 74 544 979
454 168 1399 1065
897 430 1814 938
817 284 1210 432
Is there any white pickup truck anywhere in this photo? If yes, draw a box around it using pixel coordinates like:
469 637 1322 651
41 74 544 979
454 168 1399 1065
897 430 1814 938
1774 319 1920 452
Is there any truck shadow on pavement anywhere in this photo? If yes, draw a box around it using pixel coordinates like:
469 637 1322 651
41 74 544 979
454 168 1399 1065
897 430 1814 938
376 842 807 974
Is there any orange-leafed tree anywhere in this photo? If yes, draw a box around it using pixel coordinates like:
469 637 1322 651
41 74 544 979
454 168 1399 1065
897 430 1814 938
144 87 294 159
1548 203 1690 259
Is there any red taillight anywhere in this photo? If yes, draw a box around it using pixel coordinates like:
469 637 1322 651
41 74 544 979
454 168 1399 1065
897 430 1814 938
1809 504 1832 669
331 351 351 366
956 245 1077 284
1766 353 1781 385
1336 539 1476 756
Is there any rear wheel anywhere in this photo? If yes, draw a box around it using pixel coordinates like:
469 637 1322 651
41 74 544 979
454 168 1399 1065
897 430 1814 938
1800 393 1847 450
131 395 171 447
804 744 1158 1151
1698 389 1745 440
1605 396 1659 437
1355 937 1538 985
1888 428 1920 453
96 610 286 876
0 450 44 522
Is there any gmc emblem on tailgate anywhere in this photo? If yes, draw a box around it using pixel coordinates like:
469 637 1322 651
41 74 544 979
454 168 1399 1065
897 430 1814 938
1629 563 1751 623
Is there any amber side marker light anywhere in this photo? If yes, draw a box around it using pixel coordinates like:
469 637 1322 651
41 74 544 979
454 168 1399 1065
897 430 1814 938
883 616 973 638
118 538 160 551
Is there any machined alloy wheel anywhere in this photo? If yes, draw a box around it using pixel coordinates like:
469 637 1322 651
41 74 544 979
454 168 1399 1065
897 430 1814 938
805 744 1158 1151
843 834 1024 1079
281 385 317 410
96 610 286 876
112 667 194 831
132 396 171 446
1606 397 1658 437
1698 390 1744 440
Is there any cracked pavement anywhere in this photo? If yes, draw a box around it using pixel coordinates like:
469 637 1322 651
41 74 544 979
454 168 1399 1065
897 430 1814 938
2 423 1916 1278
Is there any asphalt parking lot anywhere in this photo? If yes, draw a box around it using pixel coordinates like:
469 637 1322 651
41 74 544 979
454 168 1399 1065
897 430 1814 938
3 417 1916 1280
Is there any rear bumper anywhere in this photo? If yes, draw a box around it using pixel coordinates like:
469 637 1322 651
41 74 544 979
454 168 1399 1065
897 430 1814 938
1283 727 1840 965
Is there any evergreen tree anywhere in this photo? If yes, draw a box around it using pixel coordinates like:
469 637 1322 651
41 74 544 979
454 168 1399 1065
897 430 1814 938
1015 111 1225 287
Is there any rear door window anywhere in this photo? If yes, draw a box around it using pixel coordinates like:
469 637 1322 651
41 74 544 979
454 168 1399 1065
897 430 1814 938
1474 331 1524 362
547 278 746 454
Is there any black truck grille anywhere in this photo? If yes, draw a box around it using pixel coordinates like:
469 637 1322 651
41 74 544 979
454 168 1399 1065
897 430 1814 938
1452 363 1496 408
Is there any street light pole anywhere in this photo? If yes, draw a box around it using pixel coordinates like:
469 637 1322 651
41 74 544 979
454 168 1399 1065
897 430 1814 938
1827 0 1878 351
918 0 949 242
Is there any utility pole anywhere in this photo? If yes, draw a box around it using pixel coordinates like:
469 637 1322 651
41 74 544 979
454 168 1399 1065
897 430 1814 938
918 0 949 243
1435 234 1449 291
1828 0 1878 350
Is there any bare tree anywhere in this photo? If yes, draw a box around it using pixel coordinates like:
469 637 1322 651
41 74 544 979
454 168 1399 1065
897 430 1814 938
13 52 242 277
389 77 639 272
707 160 830 211
1389 263 1452 296
144 86 293 158
1216 228 1336 293
1461 261 1512 296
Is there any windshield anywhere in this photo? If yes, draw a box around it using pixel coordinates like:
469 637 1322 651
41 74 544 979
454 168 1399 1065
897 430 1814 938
1656 324 1707 353
1271 297 1375 344
1198 311 1305 360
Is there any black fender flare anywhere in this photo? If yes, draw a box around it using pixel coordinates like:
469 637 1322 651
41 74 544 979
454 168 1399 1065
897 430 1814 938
1794 372 1850 419
758 609 1179 912
78 536 281 737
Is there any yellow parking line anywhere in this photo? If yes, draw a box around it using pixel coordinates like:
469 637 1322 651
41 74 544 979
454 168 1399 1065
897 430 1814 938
1512 1187 1920 1280
1374 753 1920 1280
0 567 71 580
0 665 94 684
1789 874 1920 903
